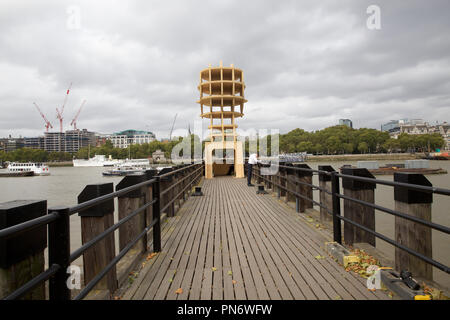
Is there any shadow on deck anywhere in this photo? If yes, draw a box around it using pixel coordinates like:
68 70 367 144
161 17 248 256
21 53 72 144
121 176 387 300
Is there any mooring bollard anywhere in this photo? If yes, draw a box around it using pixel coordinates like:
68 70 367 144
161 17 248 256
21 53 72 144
394 173 433 281
116 174 146 252
0 200 47 300
78 183 117 293
294 164 313 212
341 167 376 246
318 165 335 222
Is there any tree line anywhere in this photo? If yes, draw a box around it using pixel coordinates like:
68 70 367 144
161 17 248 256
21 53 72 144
278 125 445 154
0 126 445 163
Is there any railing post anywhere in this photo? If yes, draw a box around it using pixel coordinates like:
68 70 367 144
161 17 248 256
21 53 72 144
341 167 376 246
48 206 71 300
78 183 117 294
330 172 342 244
394 173 433 281
318 165 335 222
152 176 161 252
0 200 47 300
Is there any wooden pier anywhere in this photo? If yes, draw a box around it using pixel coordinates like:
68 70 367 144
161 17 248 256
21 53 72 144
122 176 385 300
0 162 449 300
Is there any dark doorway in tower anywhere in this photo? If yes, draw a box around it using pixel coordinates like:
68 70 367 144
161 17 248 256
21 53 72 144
212 149 235 176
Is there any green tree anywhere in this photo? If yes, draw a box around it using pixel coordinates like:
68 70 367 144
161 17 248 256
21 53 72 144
357 142 368 153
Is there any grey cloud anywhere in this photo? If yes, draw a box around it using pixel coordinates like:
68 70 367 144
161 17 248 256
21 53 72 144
0 0 449 139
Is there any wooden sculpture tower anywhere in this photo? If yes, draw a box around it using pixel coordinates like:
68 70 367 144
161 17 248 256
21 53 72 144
197 62 247 179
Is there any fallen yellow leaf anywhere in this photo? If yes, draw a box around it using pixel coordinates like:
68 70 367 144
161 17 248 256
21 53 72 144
175 288 183 294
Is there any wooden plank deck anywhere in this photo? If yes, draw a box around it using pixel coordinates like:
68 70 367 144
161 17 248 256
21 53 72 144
123 176 387 300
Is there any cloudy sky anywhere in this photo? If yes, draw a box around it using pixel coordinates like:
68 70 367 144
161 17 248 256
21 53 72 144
0 0 449 139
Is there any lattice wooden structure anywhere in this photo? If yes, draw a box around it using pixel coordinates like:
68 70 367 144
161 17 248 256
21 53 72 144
197 62 247 178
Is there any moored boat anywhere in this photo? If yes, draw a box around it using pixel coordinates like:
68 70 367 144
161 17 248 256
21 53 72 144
6 162 50 176
102 165 145 176
73 155 121 167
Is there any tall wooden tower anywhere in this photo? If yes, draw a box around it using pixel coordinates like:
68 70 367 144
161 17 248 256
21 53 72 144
197 62 247 179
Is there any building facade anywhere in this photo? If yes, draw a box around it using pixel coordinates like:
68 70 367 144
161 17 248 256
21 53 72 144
108 130 156 148
24 137 45 150
339 119 353 128
387 120 450 150
0 137 25 152
43 129 96 152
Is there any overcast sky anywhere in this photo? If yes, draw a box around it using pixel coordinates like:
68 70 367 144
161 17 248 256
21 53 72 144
1 0 449 139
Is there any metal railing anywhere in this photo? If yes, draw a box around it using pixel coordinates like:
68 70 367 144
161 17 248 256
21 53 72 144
0 163 204 300
251 163 450 275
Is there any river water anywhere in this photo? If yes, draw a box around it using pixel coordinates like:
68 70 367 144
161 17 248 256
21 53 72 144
0 161 449 289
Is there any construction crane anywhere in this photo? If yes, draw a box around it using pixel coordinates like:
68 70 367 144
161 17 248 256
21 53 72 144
33 102 53 132
70 100 86 130
56 82 72 133
169 113 178 140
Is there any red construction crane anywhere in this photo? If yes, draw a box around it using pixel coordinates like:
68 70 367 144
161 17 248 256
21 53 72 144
33 102 53 132
56 82 72 132
70 100 86 130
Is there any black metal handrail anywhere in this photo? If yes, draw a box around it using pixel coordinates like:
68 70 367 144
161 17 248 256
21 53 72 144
0 163 204 300
251 162 450 274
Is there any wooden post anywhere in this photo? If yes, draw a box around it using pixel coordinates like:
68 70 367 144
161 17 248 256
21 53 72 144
265 169 271 190
158 168 174 217
145 169 158 248
0 200 47 299
256 165 262 184
116 174 146 252
181 166 187 201
394 173 433 281
318 165 335 222
341 168 376 246
285 164 296 204
172 166 179 214
78 183 117 293
279 164 287 198
275 163 281 199
295 164 313 213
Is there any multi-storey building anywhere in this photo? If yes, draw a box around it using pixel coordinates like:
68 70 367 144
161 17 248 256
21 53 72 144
0 137 25 152
108 130 156 148
24 137 45 149
43 129 96 152
65 129 96 153
388 120 449 150
339 119 353 128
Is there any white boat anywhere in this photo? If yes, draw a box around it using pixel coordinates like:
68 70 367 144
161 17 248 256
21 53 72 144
73 155 121 167
121 158 150 167
7 162 50 176
102 165 145 176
